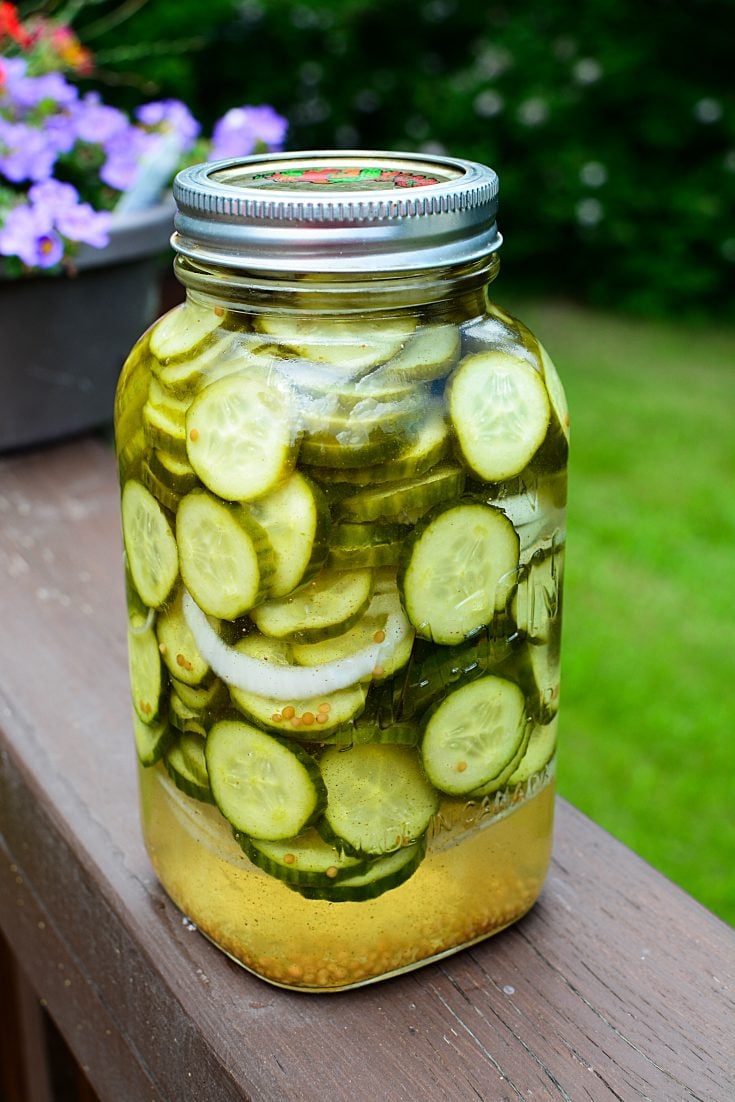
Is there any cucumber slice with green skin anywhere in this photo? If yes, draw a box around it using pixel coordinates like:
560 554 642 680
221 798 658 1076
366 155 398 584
318 743 439 856
420 675 527 796
448 351 551 481
537 342 570 442
467 725 532 796
299 425 406 469
206 719 326 840
399 630 520 721
362 323 460 385
153 333 245 398
254 314 416 374
118 428 147 482
156 588 213 686
121 480 179 609
235 827 370 887
176 490 275 620
128 613 166 724
328 520 409 570
301 389 428 444
511 544 564 644
147 449 199 495
305 407 450 486
507 717 558 785
251 567 373 645
142 396 189 459
185 371 299 502
170 675 225 712
133 713 176 767
164 730 215 803
169 690 208 735
398 500 520 646
229 634 367 736
149 302 225 361
141 460 183 513
337 464 466 524
351 721 421 747
291 586 414 682
246 472 330 598
294 835 426 902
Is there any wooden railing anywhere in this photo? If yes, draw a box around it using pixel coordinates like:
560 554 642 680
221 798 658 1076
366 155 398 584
1 437 732 1101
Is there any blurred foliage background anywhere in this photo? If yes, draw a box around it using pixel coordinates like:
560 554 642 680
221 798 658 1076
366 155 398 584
76 0 735 318
65 0 734 921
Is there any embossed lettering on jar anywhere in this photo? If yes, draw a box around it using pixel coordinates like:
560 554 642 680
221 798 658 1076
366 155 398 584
115 151 569 991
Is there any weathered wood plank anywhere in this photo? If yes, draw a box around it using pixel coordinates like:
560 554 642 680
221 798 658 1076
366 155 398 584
0 437 733 1102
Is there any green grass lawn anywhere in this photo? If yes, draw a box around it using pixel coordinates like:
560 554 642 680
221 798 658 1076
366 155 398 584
504 296 735 925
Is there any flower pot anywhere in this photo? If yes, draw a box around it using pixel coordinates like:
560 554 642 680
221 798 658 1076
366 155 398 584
0 200 175 453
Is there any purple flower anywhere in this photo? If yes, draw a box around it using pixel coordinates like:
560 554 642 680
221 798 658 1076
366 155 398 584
209 105 288 161
55 201 111 248
0 202 63 268
73 93 129 147
5 71 78 113
0 119 58 182
101 126 156 192
135 99 200 151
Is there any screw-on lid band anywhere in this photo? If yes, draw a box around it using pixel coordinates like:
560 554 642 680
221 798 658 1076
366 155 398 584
172 150 501 273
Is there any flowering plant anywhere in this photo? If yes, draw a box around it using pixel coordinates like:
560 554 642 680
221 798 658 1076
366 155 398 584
0 3 287 276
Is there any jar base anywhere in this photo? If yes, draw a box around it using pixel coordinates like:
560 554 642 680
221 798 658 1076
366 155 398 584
141 762 555 992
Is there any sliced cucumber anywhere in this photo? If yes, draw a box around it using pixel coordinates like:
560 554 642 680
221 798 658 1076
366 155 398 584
170 675 226 713
319 743 439 856
291 585 414 681
127 612 165 724
142 394 188 459
185 371 299 502
295 835 426 902
117 427 147 482
153 331 245 398
363 323 460 384
468 725 532 796
250 568 373 644
398 500 519 645
254 314 416 373
141 459 183 513
176 489 274 620
236 827 369 887
449 351 551 481
205 719 326 840
306 406 450 486
246 471 330 598
328 520 409 570
420 675 527 795
121 480 179 609
400 631 520 721
164 730 215 803
351 721 421 747
336 464 465 523
156 588 212 685
511 544 564 644
147 449 199 495
149 301 225 361
508 716 558 785
229 633 367 735
133 712 175 767
537 342 570 442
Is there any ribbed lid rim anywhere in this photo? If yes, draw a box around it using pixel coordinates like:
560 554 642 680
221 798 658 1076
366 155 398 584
172 150 502 272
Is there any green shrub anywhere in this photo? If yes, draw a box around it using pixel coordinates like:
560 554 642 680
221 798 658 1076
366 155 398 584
83 0 734 318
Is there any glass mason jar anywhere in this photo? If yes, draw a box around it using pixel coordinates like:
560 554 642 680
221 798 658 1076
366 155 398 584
115 151 568 992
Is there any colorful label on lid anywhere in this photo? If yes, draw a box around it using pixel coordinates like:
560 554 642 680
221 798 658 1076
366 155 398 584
248 166 447 191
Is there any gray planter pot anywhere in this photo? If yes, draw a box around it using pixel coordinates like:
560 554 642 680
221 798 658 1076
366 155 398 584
0 200 175 453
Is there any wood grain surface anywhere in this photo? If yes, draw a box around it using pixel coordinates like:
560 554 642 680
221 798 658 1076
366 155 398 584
0 437 733 1102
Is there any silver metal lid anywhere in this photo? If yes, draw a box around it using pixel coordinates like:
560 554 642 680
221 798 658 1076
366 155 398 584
172 150 501 273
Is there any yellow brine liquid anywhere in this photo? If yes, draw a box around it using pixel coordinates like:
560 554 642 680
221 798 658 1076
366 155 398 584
140 761 555 991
